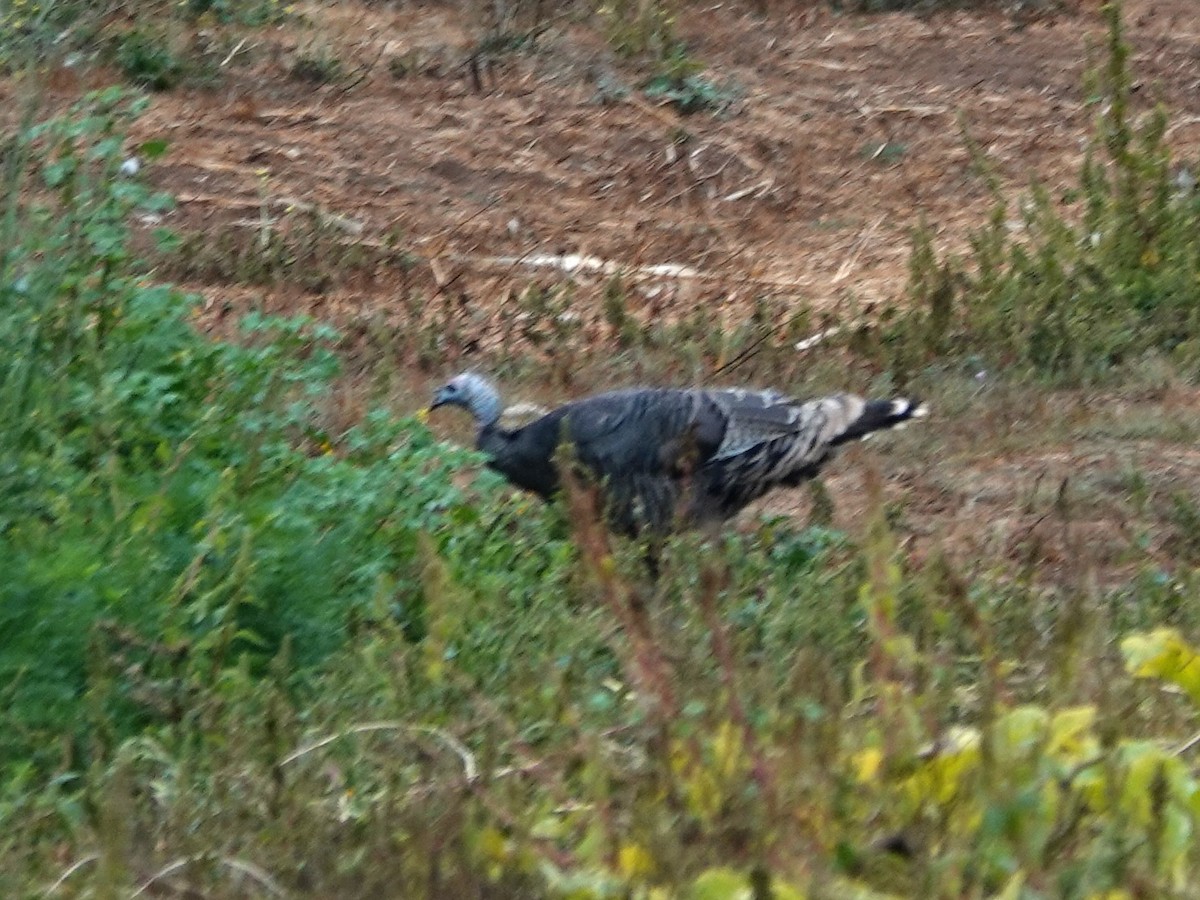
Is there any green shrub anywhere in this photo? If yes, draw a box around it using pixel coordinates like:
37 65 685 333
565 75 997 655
5 491 1199 897
0 89 524 770
641 67 741 116
114 27 183 91
4 9 1200 899
880 2 1200 382
0 0 290 82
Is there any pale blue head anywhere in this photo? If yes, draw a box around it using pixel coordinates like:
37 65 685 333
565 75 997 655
429 372 502 427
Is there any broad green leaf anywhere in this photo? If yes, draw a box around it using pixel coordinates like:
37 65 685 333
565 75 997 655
689 868 751 900
140 138 169 158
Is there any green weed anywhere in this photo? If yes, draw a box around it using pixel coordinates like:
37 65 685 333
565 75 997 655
876 2 1200 383
0 0 291 81
115 27 183 91
641 66 741 116
3 4 1200 898
0 89 504 770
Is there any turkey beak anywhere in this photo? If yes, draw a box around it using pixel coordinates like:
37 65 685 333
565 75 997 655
426 386 452 415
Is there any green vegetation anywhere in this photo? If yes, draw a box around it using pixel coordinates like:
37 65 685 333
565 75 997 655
0 87 522 766
595 0 739 115
878 4 1200 383
115 27 186 92
641 65 741 116
2 2 1200 898
0 0 290 86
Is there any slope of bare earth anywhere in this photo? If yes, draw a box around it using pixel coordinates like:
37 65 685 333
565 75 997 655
102 0 1199 343
10 0 1200 582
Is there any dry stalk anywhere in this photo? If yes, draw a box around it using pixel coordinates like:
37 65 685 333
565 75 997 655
560 464 679 722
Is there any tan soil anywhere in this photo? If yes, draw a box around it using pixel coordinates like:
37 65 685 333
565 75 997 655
16 0 1200 583
120 0 1200 348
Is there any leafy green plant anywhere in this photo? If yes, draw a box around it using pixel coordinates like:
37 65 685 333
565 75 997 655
0 0 290 81
0 88 515 771
115 26 183 90
641 68 741 116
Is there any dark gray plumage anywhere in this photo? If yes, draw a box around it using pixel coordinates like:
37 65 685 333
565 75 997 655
428 372 926 536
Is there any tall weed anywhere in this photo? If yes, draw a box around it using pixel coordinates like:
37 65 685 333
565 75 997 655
884 2 1200 382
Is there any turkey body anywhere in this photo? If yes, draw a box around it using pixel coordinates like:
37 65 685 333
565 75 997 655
430 375 926 537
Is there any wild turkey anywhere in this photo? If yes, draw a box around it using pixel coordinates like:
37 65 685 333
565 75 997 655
427 372 926 536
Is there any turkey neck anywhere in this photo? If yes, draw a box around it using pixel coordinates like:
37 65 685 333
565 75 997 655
475 414 565 500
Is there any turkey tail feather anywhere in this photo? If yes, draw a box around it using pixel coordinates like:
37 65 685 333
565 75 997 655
831 397 927 445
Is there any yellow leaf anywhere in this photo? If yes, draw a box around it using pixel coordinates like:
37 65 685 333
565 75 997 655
689 867 752 900
917 726 981 804
1118 742 1187 826
854 747 885 782
773 880 808 900
1121 628 1200 706
1047 706 1098 762
617 842 654 880
685 769 722 822
992 706 1050 764
473 825 508 863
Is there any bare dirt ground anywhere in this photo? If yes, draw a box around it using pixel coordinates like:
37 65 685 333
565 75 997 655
121 0 1200 339
22 0 1200 582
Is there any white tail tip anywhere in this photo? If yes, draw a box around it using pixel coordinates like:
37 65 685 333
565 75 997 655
894 399 929 419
